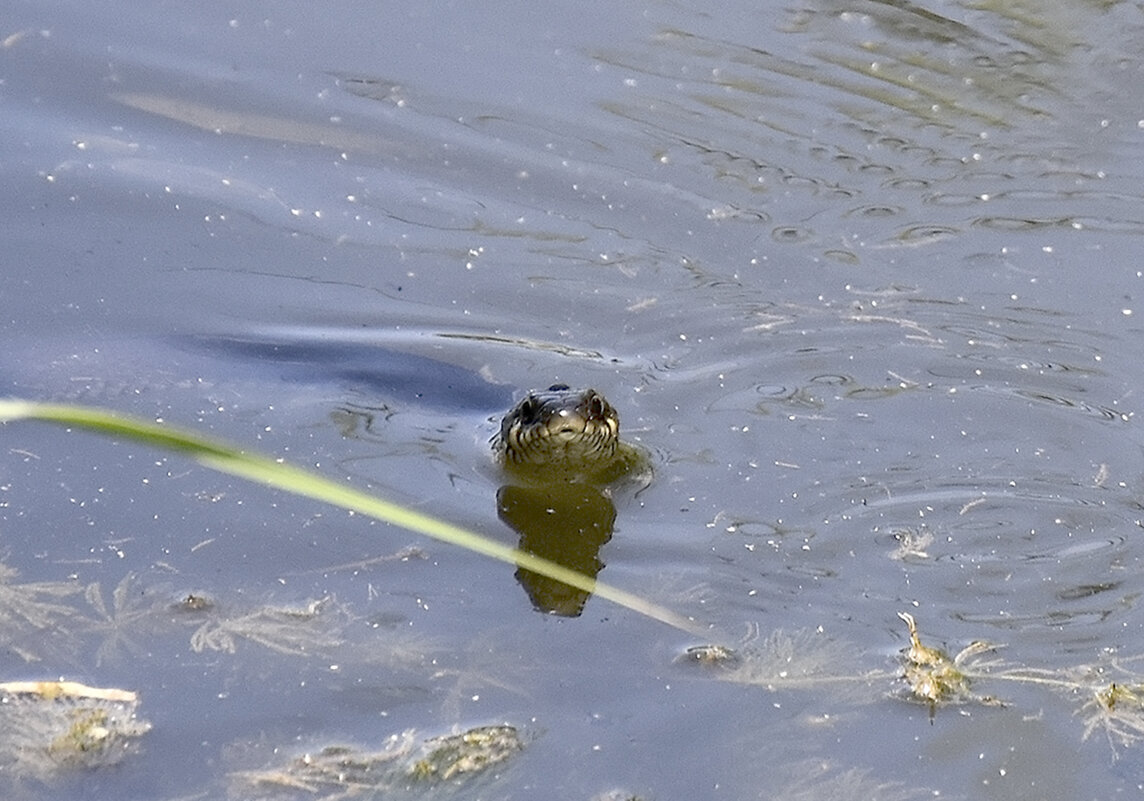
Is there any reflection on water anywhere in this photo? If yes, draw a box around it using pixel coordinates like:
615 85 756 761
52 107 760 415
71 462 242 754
498 482 616 617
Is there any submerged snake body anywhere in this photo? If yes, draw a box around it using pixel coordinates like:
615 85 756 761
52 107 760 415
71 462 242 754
493 384 644 484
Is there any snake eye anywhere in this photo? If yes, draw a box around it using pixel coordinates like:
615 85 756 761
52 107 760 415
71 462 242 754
587 394 605 419
547 383 570 392
516 396 540 424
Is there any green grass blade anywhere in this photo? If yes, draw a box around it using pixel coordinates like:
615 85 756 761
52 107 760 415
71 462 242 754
0 399 701 635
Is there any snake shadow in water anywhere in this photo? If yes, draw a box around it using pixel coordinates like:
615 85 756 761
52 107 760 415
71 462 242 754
496 481 616 617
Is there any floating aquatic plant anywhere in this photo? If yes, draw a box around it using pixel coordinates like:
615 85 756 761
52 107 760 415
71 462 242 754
1082 682 1144 748
0 563 85 652
409 724 524 782
0 680 150 779
897 611 1004 714
233 724 524 799
685 622 891 699
892 613 1144 757
1064 652 1144 755
12 399 1144 765
83 572 174 666
189 596 345 656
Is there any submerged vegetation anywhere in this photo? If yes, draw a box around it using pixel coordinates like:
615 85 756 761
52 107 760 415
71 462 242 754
896 611 1003 714
679 613 1144 758
234 724 525 799
5 397 1144 797
0 681 150 780
188 595 343 656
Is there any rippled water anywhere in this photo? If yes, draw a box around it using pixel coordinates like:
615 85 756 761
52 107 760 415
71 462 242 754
4 0 1144 798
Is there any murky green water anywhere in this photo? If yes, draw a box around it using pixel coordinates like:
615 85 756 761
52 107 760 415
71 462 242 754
4 0 1144 797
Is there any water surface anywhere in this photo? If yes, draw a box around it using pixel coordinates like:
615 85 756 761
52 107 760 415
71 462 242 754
4 1 1144 798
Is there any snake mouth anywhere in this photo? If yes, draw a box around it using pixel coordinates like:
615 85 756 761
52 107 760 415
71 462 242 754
541 408 617 454
546 408 592 439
